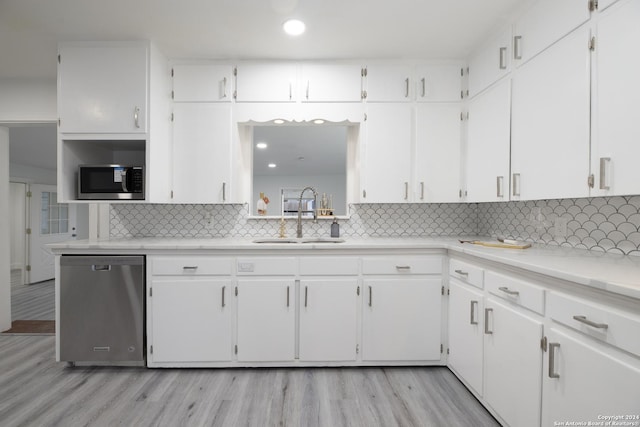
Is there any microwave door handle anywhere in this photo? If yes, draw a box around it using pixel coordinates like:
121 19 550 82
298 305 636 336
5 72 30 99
121 169 129 192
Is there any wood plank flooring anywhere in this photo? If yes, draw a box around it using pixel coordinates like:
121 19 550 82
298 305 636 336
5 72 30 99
0 335 499 427
10 276 55 321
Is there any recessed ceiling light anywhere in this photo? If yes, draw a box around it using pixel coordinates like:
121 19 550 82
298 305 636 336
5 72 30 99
268 163 277 168
313 119 325 124
273 119 285 124
283 19 305 36
256 142 268 149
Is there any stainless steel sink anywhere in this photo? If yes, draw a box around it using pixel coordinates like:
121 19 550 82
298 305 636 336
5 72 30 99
252 237 345 244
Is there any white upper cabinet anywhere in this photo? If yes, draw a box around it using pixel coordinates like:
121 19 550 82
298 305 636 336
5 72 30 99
415 64 462 102
58 42 148 133
597 0 623 11
466 78 511 203
364 64 413 102
300 63 363 102
510 25 591 201
361 103 413 203
415 103 462 202
591 0 640 196
467 25 511 98
512 0 591 67
234 63 298 102
172 63 233 102
171 103 232 203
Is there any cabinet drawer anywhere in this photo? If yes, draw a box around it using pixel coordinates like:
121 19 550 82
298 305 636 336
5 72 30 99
548 292 640 357
449 259 484 289
362 256 442 275
150 256 233 276
485 271 545 315
299 257 359 276
236 257 297 275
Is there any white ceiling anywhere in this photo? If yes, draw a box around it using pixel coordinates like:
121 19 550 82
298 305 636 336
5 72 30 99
0 0 529 80
8 124 58 170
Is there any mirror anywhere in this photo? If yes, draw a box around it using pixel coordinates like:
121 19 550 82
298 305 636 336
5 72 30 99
252 123 349 217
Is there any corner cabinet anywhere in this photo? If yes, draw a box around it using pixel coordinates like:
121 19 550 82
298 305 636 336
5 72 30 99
58 42 148 134
361 255 444 362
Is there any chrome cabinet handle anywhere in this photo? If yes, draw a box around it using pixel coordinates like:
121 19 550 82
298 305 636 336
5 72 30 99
92 265 111 272
404 182 409 200
405 78 409 98
548 343 560 378
304 286 308 308
222 182 226 202
513 36 523 60
286 286 290 307
484 308 493 334
497 176 504 198
499 286 520 296
470 300 478 325
289 82 292 100
222 77 227 98
454 269 468 276
395 265 411 271
599 157 611 190
134 106 140 128
512 173 521 197
183 266 198 271
368 286 372 307
222 286 226 307
420 182 425 200
499 47 507 69
306 80 310 100
573 315 608 330
421 77 426 98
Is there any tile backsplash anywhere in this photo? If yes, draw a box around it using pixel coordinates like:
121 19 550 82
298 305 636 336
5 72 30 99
110 196 640 256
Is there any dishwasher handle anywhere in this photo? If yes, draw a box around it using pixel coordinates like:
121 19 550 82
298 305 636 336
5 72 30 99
91 265 112 272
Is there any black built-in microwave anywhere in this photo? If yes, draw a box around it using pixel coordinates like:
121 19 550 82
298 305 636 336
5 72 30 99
77 165 144 200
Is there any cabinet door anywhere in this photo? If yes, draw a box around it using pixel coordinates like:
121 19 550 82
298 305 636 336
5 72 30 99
415 103 462 202
591 0 640 196
542 327 640 424
466 78 511 202
362 278 442 361
236 280 295 362
364 64 413 102
448 280 484 396
172 63 233 102
484 298 543 427
171 103 231 203
416 64 462 102
513 0 590 67
235 63 298 102
58 43 147 133
301 64 363 102
467 26 511 98
299 279 358 361
511 26 591 200
361 103 413 203
150 279 232 363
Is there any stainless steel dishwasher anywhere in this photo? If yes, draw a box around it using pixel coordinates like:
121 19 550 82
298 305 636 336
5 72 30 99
60 255 145 365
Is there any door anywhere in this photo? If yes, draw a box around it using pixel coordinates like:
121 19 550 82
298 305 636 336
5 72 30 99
28 184 76 284
9 182 27 285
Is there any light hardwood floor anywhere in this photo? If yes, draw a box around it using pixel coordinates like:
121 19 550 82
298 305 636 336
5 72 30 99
2 279 499 426
0 335 499 427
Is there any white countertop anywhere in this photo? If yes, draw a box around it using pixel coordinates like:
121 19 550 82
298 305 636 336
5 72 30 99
49 236 640 300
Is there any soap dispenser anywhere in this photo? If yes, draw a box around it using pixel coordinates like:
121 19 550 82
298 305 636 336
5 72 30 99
330 217 340 238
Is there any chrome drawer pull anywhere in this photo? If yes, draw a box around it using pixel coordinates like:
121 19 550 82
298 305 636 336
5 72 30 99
498 286 519 296
183 266 198 271
395 265 411 271
572 315 608 330
484 308 493 334
470 301 478 325
454 269 468 276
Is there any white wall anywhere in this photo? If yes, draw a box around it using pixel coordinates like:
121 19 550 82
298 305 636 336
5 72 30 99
0 79 56 122
10 163 57 185
0 127 11 331
9 183 26 270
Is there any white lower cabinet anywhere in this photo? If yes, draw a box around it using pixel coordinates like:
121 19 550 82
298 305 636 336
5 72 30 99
448 279 484 395
150 279 232 363
362 278 442 361
483 297 543 427
542 327 640 424
236 280 295 362
299 279 358 362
